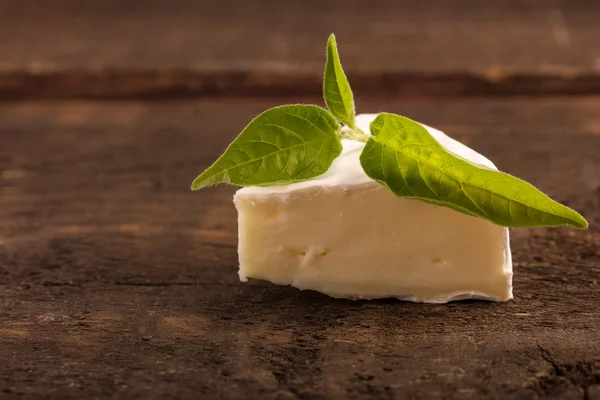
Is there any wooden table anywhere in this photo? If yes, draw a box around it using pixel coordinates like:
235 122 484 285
1 98 599 399
1 1 600 399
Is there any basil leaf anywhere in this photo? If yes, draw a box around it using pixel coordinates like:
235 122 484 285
191 105 342 190
360 113 588 228
323 34 357 129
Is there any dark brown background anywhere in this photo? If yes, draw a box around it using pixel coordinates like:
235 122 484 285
1 1 599 399
3 0 600 98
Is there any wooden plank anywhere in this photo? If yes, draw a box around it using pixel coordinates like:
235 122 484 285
1 0 600 98
0 98 599 399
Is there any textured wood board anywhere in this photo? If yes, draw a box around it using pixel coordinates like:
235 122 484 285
1 0 600 98
2 0 599 71
0 98 599 399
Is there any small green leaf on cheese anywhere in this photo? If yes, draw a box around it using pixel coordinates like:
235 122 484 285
359 112 588 228
323 34 357 130
191 105 342 190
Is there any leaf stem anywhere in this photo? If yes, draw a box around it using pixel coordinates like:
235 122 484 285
341 126 369 143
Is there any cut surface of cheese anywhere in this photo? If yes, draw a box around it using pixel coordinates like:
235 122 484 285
233 114 513 303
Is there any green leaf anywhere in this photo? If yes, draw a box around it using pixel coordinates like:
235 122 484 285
323 33 357 129
360 113 588 229
191 105 342 190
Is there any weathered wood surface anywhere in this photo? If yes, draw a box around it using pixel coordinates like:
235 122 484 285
0 98 599 399
2 0 600 98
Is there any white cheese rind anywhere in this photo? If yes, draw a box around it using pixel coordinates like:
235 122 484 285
233 114 513 303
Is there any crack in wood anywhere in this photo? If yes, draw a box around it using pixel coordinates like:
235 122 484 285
3 70 600 100
536 345 600 399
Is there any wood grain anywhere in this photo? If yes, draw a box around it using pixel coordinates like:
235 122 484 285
2 0 600 98
0 98 599 399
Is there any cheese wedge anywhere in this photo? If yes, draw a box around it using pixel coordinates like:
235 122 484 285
233 114 512 303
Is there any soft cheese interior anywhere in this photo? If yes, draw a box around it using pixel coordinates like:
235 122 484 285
233 114 513 303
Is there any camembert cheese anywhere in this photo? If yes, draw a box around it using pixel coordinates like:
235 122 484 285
233 114 513 303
